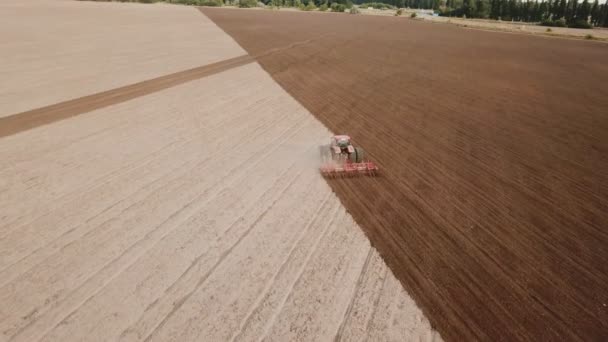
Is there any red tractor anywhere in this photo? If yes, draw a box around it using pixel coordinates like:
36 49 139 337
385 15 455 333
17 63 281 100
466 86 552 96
319 135 379 177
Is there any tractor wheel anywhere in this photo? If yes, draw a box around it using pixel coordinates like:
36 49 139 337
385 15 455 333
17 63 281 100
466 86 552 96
350 147 364 163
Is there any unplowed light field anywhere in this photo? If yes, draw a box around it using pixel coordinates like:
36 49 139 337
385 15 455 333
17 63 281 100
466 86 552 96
202 8 608 342
0 0 244 117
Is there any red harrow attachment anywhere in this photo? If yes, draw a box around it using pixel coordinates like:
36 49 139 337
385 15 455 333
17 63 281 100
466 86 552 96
320 161 379 178
319 135 379 178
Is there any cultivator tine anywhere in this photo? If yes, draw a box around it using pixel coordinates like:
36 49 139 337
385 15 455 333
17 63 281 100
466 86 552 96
319 162 378 178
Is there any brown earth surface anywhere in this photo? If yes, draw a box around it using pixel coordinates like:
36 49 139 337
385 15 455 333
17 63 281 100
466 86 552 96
202 8 608 341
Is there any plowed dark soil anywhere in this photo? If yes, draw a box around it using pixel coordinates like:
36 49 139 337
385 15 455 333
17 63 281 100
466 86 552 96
202 8 608 341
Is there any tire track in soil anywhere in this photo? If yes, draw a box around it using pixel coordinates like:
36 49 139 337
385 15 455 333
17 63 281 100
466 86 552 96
121 165 310 342
333 246 374 342
141 169 316 342
360 262 390 342
0 98 288 284
228 192 336 342
2 108 310 342
230 199 342 342
255 204 372 342
0 94 243 243
119 132 318 342
131 133 339 341
201 8 608 342
0 59 262 236
1 79 297 332
0 80 288 279
43 111 321 342
254 210 347 342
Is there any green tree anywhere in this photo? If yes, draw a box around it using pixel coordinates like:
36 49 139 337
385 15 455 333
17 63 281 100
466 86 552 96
508 0 517 20
590 0 599 24
579 0 590 21
557 0 567 18
566 0 578 22
489 0 497 18
462 0 474 16
532 1 541 21
521 0 529 20
546 0 553 18
475 0 488 17
238 0 258 7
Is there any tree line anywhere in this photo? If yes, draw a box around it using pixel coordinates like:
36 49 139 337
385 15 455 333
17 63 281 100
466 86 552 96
148 0 608 27
445 0 608 27
354 0 441 8
254 0 353 7
355 0 608 27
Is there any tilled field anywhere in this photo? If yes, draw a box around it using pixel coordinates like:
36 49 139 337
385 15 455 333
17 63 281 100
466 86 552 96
202 8 608 341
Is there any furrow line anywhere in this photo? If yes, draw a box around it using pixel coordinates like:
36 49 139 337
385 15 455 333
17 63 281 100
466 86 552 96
229 191 335 342
141 169 309 342
255 206 345 342
5 112 308 342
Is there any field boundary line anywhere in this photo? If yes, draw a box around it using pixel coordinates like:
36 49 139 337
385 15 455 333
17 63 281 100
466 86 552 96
0 54 254 138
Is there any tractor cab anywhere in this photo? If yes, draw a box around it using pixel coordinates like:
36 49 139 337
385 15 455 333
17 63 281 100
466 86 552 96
331 135 355 154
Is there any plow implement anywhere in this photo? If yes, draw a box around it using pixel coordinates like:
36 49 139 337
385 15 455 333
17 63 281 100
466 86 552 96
320 161 379 178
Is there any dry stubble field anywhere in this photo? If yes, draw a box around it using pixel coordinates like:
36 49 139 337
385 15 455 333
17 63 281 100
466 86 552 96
0 1 439 341
0 0 244 117
202 8 608 342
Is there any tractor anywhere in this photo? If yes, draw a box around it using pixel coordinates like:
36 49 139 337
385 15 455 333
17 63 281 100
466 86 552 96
319 135 378 177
